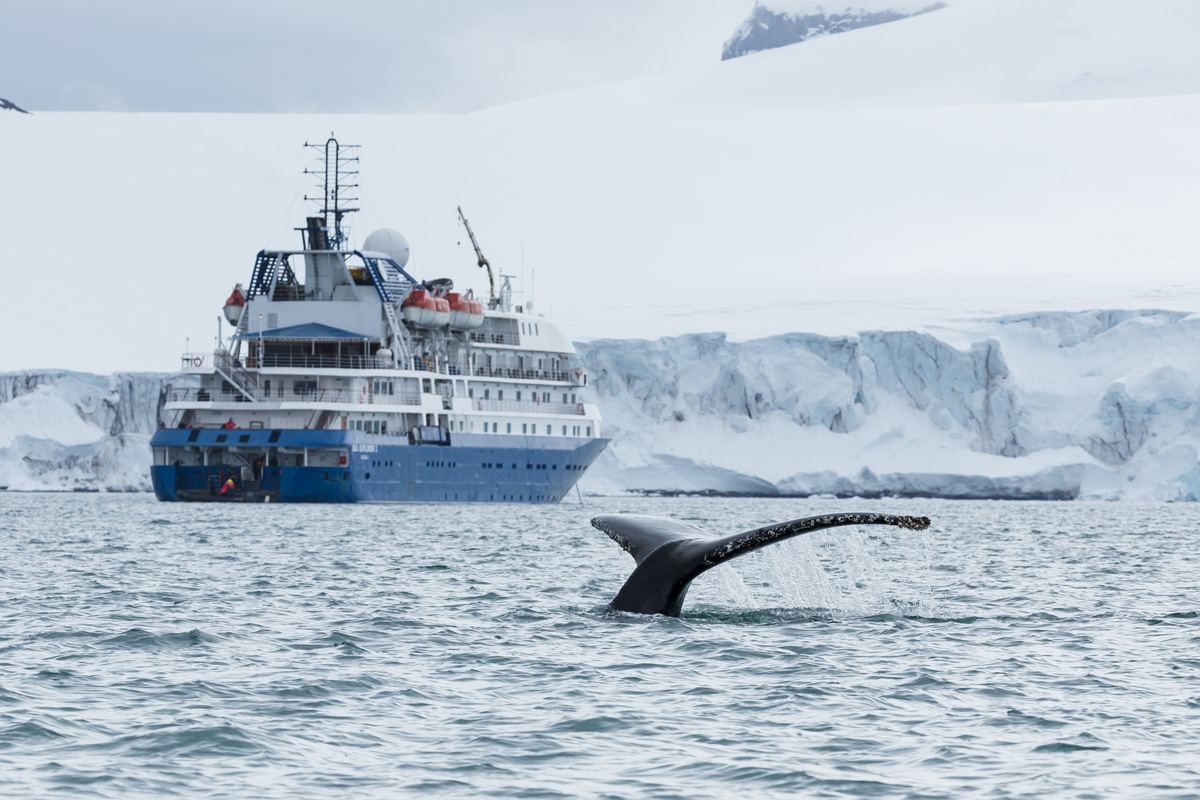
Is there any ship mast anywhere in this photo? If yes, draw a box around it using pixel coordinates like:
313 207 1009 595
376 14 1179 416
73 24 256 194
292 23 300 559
457 205 497 308
305 135 359 250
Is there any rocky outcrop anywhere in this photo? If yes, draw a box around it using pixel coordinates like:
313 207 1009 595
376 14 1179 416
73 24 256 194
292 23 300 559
722 2 947 60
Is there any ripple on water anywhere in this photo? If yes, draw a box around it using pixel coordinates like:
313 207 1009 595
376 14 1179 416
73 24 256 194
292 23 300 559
0 495 1199 799
97 628 221 650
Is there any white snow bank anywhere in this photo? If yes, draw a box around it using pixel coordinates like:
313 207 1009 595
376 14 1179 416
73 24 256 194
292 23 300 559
2 1 1200 373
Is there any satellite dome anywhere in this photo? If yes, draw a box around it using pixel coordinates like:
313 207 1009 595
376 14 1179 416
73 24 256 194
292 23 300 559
363 228 410 270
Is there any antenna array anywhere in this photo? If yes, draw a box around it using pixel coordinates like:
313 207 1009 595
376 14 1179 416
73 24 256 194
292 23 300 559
303 134 360 250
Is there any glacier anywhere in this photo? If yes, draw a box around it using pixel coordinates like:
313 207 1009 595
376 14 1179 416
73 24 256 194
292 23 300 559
4 310 1199 501
574 310 1200 501
0 372 170 492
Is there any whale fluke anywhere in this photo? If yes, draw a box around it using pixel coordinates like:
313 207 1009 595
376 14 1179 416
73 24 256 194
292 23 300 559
592 512 931 616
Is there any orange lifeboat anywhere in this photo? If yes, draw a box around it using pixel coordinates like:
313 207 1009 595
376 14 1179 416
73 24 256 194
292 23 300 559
447 290 485 330
402 288 451 328
223 283 246 326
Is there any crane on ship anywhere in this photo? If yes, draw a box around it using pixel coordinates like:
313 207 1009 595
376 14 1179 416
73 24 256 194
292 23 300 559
458 206 497 308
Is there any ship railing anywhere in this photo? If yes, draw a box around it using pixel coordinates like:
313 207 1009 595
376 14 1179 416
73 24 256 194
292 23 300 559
469 331 521 346
181 352 213 371
167 387 425 407
470 366 579 383
471 399 586 416
213 349 260 401
247 354 395 371
407 357 467 375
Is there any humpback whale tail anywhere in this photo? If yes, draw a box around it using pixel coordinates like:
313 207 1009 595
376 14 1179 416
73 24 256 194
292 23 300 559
592 512 931 616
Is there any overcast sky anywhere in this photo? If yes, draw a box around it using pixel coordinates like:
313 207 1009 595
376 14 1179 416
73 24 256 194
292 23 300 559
5 0 751 113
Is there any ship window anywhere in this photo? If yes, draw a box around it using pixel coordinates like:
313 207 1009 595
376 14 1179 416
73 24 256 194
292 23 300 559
506 423 511 433
522 424 527 434
497 390 503 401
527 464 532 470
365 472 371 479
516 391 521 401
546 425 551 435
562 426 567 435
216 434 227 443
484 389 490 399
571 394 576 404
543 392 550 403
552 464 557 470
239 434 250 443
263 380 271 394
468 388 473 398
187 430 200 443
535 324 539 335
587 426 592 436
269 430 281 443
381 421 387 434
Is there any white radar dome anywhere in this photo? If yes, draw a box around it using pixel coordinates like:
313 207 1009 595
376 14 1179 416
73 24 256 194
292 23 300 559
363 228 410 270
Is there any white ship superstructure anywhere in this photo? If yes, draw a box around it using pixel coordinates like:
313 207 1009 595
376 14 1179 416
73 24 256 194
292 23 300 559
152 137 606 503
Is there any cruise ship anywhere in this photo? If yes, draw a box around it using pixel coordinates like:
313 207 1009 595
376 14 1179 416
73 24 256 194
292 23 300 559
150 137 607 502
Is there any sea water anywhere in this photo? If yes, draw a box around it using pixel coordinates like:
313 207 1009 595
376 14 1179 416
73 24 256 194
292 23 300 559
0 494 1197 799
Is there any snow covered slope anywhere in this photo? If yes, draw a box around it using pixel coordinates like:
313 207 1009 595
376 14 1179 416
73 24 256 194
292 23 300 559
722 1 947 61
1 0 1198 374
0 372 168 491
577 310 1200 501
554 0 1200 109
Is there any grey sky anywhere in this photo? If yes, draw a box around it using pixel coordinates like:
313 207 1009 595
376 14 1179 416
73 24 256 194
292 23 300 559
5 1 751 113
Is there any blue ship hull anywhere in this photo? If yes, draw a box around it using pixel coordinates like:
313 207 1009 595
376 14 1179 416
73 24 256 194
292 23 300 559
150 429 608 503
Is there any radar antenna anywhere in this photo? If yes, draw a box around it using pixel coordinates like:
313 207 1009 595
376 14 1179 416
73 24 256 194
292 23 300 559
304 134 359 250
457 206 497 307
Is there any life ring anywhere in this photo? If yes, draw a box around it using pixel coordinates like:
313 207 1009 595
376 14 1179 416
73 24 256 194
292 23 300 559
193 357 203 368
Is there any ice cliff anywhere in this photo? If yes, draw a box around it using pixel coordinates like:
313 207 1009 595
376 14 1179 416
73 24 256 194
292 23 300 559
576 310 1200 501
0 372 170 492
3 310 1198 500
722 1 948 60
